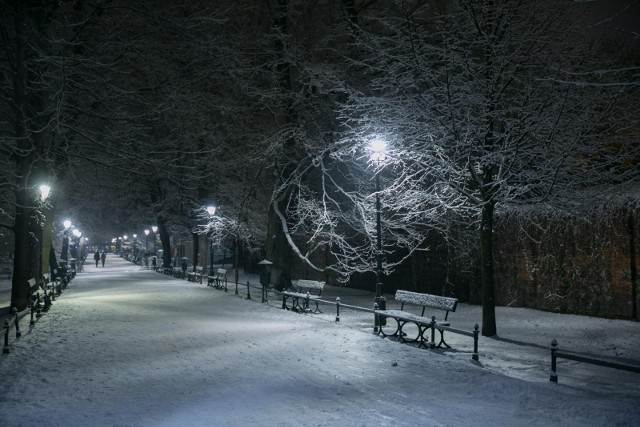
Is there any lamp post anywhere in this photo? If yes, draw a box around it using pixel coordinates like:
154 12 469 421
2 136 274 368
258 259 272 303
144 229 149 254
151 226 158 255
71 229 82 271
369 139 387 332
207 206 217 275
37 185 51 280
132 233 138 261
61 220 72 262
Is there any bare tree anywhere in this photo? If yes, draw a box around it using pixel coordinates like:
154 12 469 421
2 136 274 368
266 0 639 336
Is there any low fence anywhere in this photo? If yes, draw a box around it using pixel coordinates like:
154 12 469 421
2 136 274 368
165 267 482 361
2 272 69 355
550 339 640 383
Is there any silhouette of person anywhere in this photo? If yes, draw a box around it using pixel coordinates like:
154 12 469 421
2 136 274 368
101 251 106 267
94 250 100 267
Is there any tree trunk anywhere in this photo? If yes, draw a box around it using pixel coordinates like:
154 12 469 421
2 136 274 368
480 201 497 336
11 191 31 311
191 232 199 271
629 206 638 320
234 234 240 285
157 218 172 268
266 200 292 291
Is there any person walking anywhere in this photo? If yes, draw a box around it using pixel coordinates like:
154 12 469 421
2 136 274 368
101 251 106 267
94 250 100 267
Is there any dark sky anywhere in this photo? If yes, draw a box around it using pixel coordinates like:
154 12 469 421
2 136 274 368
581 0 640 43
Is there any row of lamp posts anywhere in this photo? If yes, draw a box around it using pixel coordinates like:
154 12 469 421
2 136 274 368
112 225 158 259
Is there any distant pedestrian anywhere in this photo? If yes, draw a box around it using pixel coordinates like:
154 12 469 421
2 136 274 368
101 251 106 267
94 250 100 267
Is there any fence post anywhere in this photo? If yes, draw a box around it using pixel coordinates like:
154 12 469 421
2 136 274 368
472 324 479 361
3 319 9 354
245 281 251 300
550 338 559 382
336 297 340 322
36 294 42 319
13 308 21 339
373 302 379 334
29 300 35 325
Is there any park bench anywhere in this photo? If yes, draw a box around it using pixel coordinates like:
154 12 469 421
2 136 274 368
26 278 48 320
41 273 56 303
187 266 205 283
375 290 458 348
173 266 187 279
207 268 228 290
281 280 325 314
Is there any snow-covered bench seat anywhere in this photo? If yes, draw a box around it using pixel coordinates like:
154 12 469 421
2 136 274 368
187 266 205 284
281 280 325 314
375 290 458 348
207 268 228 290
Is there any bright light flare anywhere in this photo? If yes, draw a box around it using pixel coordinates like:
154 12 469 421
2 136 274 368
369 139 387 162
39 184 51 199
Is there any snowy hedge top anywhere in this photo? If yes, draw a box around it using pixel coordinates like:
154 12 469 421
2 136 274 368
395 290 458 312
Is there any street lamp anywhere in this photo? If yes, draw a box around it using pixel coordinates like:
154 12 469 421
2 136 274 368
207 206 217 275
39 184 51 200
133 233 138 259
71 229 82 271
61 220 72 261
144 229 149 253
151 226 158 255
369 139 387 332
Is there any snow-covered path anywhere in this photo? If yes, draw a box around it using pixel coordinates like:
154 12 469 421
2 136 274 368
0 255 638 426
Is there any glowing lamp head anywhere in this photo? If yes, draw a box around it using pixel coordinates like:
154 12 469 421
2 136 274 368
207 206 217 216
39 185 51 199
369 139 387 162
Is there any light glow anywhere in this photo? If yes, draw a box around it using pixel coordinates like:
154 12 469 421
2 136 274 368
369 139 387 162
39 185 51 199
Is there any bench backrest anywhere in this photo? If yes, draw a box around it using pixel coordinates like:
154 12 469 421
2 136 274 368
216 268 227 277
27 278 39 294
195 266 204 273
294 279 325 296
395 290 458 320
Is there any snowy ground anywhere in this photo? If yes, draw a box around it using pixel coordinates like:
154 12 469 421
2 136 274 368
0 254 638 426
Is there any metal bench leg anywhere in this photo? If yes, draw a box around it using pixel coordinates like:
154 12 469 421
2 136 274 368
378 318 400 338
312 301 322 314
436 329 451 349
